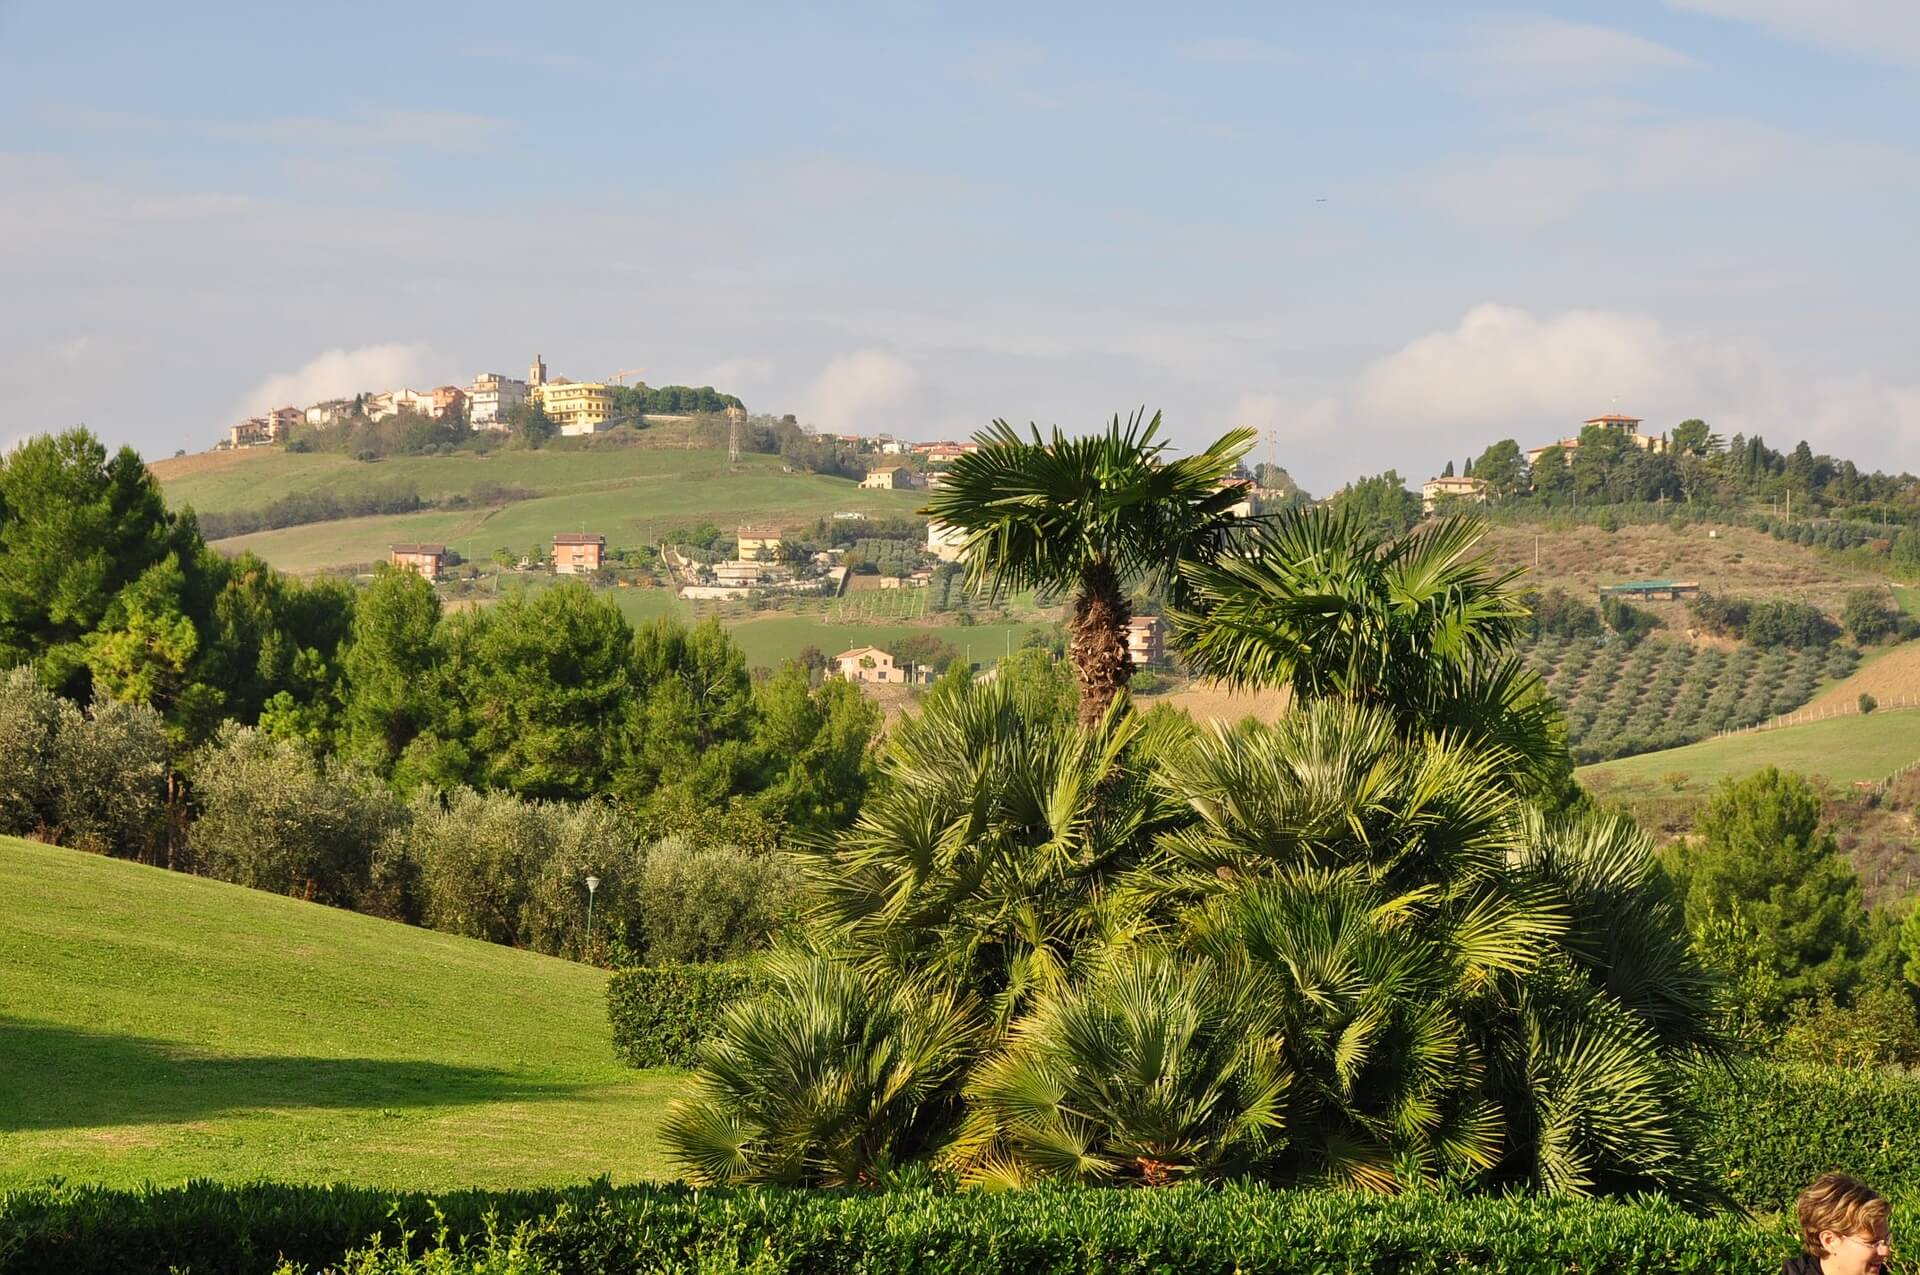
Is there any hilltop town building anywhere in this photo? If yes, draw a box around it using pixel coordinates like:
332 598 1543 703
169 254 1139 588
860 466 914 490
552 533 606 575
390 544 446 578
467 373 529 428
536 381 615 434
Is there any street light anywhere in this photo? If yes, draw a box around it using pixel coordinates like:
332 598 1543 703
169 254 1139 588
584 875 601 943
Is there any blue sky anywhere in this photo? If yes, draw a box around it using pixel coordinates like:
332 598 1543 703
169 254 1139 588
3 0 1916 490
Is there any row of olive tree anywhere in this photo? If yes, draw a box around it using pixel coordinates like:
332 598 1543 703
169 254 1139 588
661 417 1721 1202
187 727 800 964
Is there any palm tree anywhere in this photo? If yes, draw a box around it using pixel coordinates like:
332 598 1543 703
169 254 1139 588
954 947 1292 1187
804 667 1189 1032
662 951 978 1187
1134 701 1723 1199
925 412 1254 725
1168 507 1561 788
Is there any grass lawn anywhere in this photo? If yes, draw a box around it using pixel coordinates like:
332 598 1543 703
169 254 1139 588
0 838 679 1190
1578 707 1920 799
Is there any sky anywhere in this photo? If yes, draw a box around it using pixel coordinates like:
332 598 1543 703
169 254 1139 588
3 0 1916 491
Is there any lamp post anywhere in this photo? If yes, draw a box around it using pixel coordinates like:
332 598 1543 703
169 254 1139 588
584 875 601 944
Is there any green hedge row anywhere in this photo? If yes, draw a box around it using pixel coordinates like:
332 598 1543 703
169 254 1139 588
606 962 765 1068
1693 1061 1920 1211
0 1180 1799 1275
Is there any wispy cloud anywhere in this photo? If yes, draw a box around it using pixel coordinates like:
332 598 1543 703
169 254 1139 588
1414 112 1914 227
1465 17 1699 82
1665 0 1920 67
1171 36 1295 66
226 109 509 153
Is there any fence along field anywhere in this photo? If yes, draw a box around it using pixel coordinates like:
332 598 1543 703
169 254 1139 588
1526 635 1855 764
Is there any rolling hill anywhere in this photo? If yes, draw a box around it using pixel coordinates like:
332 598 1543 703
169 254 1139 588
1577 707 1920 800
0 838 679 1189
152 443 926 575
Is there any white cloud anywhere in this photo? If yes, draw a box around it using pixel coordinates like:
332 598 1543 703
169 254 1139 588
48 335 91 361
1665 0 1920 66
695 357 775 393
805 350 921 433
1356 304 1672 424
1171 36 1295 66
1466 18 1699 83
235 344 443 417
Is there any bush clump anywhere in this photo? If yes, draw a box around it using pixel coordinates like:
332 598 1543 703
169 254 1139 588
635 838 801 965
606 962 768 1068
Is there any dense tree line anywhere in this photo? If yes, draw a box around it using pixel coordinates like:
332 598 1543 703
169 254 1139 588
1454 422 1920 521
0 429 880 957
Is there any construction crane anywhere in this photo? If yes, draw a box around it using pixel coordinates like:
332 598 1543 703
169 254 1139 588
610 368 647 386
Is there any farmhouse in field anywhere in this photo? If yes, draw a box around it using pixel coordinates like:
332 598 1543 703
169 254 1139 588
834 645 906 683
860 466 915 490
390 543 446 579
737 525 783 560
552 533 606 575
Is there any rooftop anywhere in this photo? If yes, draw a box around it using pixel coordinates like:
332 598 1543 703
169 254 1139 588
391 543 446 555
553 533 605 545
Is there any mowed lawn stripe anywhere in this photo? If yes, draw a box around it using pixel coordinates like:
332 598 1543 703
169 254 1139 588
1577 707 1920 798
0 838 679 1189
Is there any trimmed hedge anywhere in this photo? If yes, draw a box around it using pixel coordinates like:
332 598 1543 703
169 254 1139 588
0 1180 1800 1275
606 962 766 1068
1693 1061 1920 1211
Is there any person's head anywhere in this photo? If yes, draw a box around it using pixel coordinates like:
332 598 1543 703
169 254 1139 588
1798 1173 1891 1275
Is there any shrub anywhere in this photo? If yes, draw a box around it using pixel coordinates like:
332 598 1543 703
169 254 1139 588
0 665 62 834
1843 588 1900 645
1861 692 1879 715
635 838 801 965
0 1179 1799 1275
395 789 645 958
50 695 170 861
190 725 405 905
1745 599 1839 649
606 961 768 1068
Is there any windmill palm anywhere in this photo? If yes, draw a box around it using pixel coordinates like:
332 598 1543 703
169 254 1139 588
805 669 1189 1032
954 946 1292 1187
924 411 1255 725
1132 702 1721 1199
1168 507 1560 788
662 950 978 1187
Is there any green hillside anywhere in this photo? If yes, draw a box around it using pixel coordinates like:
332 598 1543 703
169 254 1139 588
0 838 679 1189
152 446 926 574
1577 707 1920 800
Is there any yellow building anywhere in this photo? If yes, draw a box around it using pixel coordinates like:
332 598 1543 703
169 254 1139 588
535 381 615 434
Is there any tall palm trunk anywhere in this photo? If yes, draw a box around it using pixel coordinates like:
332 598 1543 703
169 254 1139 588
1068 558 1132 726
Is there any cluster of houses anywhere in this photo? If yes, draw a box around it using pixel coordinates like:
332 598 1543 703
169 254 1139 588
830 615 1165 687
1419 412 1666 512
389 532 610 581
225 354 749 448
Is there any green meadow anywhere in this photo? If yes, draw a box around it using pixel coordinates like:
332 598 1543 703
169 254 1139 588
0 838 679 1190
